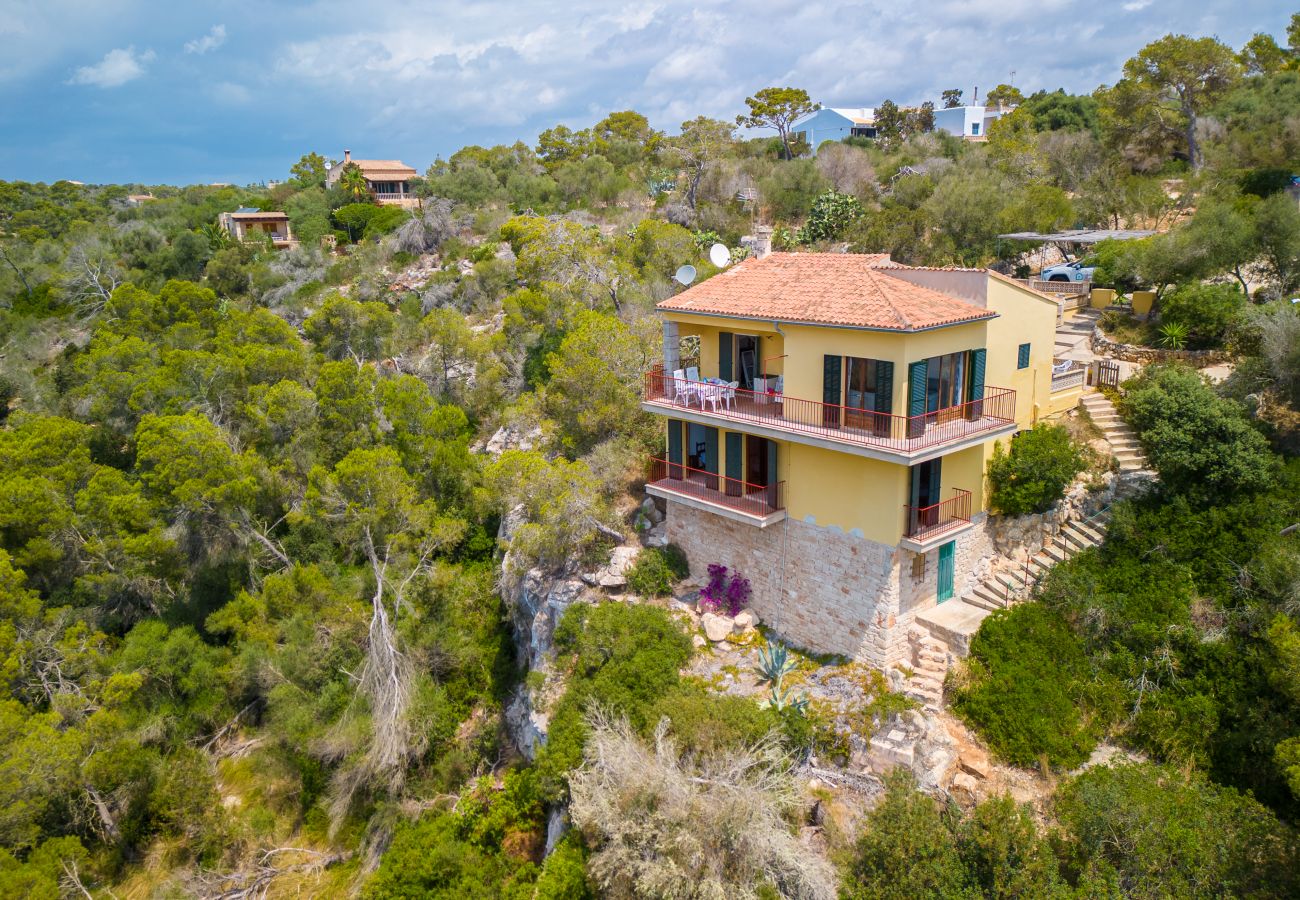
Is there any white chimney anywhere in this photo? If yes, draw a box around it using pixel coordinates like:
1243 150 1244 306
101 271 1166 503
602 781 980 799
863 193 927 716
754 225 774 259
344 149 351 164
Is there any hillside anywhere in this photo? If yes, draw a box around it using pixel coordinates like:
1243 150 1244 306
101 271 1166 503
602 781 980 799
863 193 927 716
1 20 1300 899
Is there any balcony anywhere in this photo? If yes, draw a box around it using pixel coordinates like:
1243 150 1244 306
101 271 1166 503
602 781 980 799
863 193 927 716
644 457 786 527
643 369 1017 464
902 488 973 551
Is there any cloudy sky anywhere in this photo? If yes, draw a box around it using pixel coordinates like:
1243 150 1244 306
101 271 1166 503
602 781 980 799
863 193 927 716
0 0 1290 185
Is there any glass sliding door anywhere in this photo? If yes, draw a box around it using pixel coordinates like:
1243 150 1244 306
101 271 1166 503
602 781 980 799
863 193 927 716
842 356 894 435
925 351 967 415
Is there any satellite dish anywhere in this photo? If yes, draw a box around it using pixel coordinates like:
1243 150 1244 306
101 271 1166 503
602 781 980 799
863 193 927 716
674 265 697 286
708 243 730 268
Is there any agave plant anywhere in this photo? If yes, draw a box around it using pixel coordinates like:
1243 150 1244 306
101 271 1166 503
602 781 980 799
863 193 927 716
755 640 798 687
761 681 809 714
1158 321 1189 351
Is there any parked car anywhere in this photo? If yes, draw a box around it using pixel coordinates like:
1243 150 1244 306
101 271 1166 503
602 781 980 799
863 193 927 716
1040 260 1095 282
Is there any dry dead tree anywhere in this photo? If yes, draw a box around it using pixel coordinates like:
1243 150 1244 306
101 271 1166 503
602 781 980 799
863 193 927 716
189 847 350 900
569 709 837 900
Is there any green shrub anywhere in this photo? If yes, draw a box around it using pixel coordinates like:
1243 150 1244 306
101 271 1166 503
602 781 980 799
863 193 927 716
953 603 1101 769
1160 283 1245 348
625 544 688 597
1054 762 1300 899
840 769 972 899
1120 364 1278 498
646 684 779 756
986 423 1085 516
538 602 692 789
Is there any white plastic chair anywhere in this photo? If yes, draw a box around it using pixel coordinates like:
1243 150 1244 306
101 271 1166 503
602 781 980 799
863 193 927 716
685 366 701 383
670 369 692 405
723 381 738 410
701 383 725 412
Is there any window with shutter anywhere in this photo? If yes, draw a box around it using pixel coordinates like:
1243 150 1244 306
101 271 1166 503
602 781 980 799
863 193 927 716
1017 343 1030 369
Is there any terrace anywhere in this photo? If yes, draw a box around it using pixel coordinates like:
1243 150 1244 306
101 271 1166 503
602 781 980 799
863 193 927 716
644 457 786 527
643 367 1017 465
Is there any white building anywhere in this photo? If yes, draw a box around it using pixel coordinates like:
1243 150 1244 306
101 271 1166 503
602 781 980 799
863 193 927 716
931 105 1013 139
791 108 876 153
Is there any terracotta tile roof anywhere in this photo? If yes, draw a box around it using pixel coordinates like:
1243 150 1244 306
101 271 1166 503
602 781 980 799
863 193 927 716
657 253 996 331
351 159 417 178
228 210 289 220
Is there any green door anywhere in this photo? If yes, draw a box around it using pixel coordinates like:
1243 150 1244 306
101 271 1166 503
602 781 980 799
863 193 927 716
937 542 955 603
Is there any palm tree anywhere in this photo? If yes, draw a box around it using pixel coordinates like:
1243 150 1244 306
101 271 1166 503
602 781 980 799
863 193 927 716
338 163 370 202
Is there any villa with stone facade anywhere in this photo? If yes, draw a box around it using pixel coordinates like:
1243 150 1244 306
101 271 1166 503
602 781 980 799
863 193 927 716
642 245 1075 667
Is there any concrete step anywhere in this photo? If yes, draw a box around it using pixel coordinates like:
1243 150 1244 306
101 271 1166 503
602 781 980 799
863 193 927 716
995 570 1026 591
1072 522 1107 543
972 585 1009 608
964 591 1004 612
1042 543 1067 563
1065 524 1103 547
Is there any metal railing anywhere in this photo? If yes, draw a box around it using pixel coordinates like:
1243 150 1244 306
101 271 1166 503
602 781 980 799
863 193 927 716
645 369 1016 455
646 457 785 518
904 488 971 540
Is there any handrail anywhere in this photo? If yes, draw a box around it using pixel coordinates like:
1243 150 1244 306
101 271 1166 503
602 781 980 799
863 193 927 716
647 456 785 517
645 370 1016 454
904 488 971 539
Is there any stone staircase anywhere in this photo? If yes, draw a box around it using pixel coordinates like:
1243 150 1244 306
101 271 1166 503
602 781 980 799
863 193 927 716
1081 390 1150 474
1054 307 1101 360
963 509 1112 612
901 625 950 711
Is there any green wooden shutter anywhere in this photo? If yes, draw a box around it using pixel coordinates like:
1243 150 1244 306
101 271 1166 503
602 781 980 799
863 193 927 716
969 349 986 400
873 360 894 437
666 420 683 479
907 360 928 437
725 432 742 495
875 361 894 413
703 427 719 474
1017 343 1030 369
823 354 842 428
766 440 780 509
718 333 734 382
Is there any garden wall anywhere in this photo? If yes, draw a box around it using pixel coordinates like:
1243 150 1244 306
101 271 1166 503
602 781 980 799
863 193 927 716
1091 327 1231 367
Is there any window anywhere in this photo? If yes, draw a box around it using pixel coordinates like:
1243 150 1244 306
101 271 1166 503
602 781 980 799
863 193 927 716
911 552 927 581
1017 343 1031 369
844 357 881 411
971 123 980 136
925 351 968 412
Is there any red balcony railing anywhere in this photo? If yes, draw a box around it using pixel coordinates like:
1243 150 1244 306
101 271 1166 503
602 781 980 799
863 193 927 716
904 488 972 541
644 369 1015 455
646 457 785 519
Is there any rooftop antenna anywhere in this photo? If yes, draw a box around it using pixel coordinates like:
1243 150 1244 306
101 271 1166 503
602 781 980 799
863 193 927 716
973 85 979 105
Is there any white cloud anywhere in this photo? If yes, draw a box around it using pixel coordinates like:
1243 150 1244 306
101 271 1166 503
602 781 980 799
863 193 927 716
1123 0 1152 9
185 24 227 55
67 46 153 88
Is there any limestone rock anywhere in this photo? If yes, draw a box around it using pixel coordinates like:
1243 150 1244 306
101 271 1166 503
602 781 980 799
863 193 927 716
692 634 707 649
733 610 758 632
640 496 664 525
950 771 979 803
959 748 991 780
595 545 639 588
702 613 734 642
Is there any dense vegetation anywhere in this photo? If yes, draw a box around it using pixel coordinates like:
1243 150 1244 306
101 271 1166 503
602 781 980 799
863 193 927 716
0 11 1299 897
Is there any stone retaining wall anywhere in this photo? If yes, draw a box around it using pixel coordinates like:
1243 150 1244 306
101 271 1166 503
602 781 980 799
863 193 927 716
666 504 994 668
1091 327 1231 367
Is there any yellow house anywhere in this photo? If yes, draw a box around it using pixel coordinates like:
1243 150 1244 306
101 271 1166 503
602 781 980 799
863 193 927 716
642 252 1070 665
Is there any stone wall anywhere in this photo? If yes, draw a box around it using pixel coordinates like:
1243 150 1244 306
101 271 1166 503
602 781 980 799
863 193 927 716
666 504 1003 668
1091 327 1231 367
